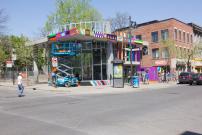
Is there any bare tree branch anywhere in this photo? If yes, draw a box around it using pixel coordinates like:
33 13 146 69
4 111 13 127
108 12 130 32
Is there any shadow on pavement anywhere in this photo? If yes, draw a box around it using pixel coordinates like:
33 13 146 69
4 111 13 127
180 131 202 135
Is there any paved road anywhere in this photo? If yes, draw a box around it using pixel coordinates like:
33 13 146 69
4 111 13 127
0 84 202 135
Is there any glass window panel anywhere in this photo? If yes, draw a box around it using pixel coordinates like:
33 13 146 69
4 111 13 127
93 65 101 80
152 48 159 59
151 31 158 42
102 48 107 64
102 65 107 80
93 49 101 64
161 29 169 40
82 51 92 80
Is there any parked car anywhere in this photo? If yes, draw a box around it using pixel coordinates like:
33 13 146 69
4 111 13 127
178 72 194 84
189 73 202 85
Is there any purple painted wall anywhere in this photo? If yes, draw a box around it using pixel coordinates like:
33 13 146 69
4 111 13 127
142 67 158 81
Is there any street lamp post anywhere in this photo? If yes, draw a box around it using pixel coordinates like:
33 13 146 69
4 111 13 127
128 16 137 80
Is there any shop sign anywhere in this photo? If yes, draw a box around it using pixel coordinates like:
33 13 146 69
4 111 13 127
6 60 13 68
155 60 167 66
117 36 123 41
52 57 58 67
106 34 117 40
94 31 105 38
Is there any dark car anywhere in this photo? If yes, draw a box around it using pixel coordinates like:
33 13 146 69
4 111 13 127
189 73 202 85
178 72 194 84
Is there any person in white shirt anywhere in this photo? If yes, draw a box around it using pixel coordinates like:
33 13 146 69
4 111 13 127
17 73 24 97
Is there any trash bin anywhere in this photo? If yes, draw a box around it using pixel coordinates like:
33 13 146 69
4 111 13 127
132 76 139 88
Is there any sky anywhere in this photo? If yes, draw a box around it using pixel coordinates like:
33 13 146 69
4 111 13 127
1 0 202 39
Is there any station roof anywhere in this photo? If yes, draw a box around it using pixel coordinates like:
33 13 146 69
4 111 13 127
26 28 145 47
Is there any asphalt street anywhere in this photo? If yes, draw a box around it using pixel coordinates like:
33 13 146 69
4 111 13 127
0 84 202 135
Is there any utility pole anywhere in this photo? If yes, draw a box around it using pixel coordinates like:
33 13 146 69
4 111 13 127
12 48 16 85
128 16 137 80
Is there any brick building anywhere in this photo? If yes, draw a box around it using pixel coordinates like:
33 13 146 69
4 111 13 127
188 23 202 73
115 18 194 81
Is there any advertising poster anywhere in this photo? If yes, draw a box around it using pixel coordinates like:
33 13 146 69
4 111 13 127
114 64 123 78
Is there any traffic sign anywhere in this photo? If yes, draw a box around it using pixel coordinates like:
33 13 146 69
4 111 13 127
6 61 13 68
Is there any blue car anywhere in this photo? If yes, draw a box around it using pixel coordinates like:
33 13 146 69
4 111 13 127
56 76 78 87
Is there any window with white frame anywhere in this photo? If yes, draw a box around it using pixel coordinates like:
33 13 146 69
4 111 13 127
161 29 169 40
179 30 182 41
162 47 169 58
183 32 185 43
187 33 189 43
152 48 159 59
174 29 177 40
151 31 158 43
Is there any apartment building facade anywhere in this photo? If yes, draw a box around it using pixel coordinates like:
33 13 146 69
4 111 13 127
115 18 194 81
189 23 202 73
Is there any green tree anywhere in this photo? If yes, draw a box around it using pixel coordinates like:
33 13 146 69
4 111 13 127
185 41 202 72
9 35 33 69
0 35 11 66
160 39 176 73
44 0 102 33
33 46 46 72
161 39 176 59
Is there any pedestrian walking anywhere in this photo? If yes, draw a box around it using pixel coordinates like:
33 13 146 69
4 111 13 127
17 73 24 97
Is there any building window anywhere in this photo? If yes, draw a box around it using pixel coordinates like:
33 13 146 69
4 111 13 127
179 30 181 41
187 33 189 43
162 47 169 58
161 29 169 40
152 48 159 59
190 35 193 43
174 29 177 40
151 31 158 43
136 35 142 40
183 32 185 43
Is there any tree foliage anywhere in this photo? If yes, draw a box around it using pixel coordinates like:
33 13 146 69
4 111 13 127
108 12 130 32
33 46 46 72
10 35 33 68
160 39 176 59
0 35 33 70
0 35 11 66
44 0 102 33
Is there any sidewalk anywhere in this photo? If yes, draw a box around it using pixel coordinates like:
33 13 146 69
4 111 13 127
0 82 177 95
0 81 178 96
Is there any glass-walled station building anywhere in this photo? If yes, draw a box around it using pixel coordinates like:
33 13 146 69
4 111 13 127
51 39 112 81
27 21 144 84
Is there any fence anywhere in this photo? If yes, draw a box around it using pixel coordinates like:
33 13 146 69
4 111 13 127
0 67 48 86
